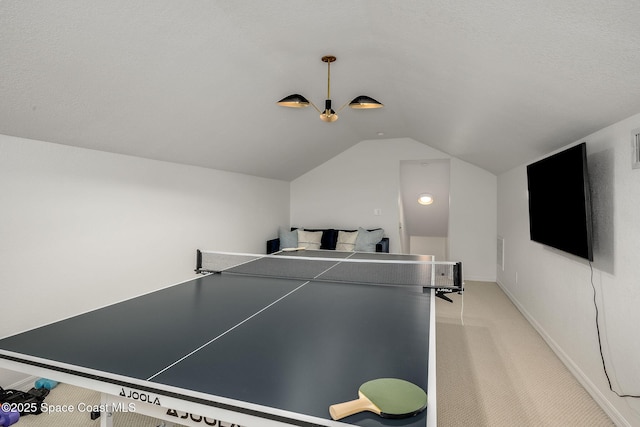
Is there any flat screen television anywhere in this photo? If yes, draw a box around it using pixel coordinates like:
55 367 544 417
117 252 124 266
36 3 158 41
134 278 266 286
526 142 594 261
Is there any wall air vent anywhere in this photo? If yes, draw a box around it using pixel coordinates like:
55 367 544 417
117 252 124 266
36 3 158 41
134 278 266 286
633 128 640 169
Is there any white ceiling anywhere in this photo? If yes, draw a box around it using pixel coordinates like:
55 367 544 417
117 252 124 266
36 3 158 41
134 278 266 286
2 1 640 181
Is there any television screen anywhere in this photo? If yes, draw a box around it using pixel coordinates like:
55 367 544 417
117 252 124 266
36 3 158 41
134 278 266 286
526 142 594 261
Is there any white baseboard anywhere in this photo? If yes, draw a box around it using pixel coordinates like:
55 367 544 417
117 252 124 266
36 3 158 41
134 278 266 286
7 374 38 392
464 275 497 282
495 280 629 427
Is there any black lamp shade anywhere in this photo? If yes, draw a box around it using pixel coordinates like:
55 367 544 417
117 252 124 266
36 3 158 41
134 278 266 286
349 95 383 109
277 94 310 108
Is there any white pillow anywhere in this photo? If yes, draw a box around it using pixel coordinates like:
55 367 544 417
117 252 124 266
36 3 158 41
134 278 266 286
336 230 359 251
297 230 323 250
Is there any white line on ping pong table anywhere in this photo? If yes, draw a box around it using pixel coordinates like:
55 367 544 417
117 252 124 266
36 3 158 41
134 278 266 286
145 280 308 381
147 252 356 381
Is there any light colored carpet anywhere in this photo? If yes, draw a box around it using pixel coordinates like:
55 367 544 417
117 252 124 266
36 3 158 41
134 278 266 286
13 280 614 426
436 280 614 426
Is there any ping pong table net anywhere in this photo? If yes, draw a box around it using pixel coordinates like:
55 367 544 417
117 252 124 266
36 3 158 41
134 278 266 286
195 250 463 293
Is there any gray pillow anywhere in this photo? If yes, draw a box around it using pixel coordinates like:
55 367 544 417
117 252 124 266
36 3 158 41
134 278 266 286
354 228 384 252
279 228 298 249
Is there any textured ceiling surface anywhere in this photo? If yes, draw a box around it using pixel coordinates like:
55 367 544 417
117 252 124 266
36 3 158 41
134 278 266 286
2 1 640 180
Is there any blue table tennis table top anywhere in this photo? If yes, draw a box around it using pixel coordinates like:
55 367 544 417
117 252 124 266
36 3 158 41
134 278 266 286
0 250 436 427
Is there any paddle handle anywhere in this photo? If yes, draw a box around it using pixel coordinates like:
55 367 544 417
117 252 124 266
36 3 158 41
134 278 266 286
329 394 380 420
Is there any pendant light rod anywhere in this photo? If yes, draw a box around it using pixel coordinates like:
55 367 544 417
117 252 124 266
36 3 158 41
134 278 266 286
321 55 337 122
322 55 335 100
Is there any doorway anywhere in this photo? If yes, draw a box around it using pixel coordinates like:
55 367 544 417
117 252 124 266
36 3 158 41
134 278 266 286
399 159 450 259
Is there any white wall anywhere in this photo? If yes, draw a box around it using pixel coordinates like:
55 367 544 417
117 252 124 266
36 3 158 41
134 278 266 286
497 113 640 426
0 136 289 384
449 157 498 281
409 236 447 260
290 138 497 281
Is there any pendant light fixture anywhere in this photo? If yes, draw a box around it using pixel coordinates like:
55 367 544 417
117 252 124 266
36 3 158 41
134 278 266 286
277 55 383 123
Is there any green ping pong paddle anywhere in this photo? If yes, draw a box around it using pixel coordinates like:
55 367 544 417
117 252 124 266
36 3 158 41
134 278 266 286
329 378 427 420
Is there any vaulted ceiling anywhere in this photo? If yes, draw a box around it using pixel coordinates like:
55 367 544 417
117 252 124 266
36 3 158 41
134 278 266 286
2 1 640 181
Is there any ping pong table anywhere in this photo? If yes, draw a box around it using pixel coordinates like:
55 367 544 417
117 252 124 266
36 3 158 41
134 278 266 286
0 250 462 427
